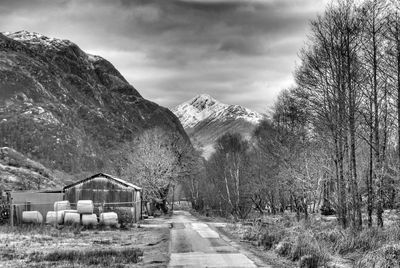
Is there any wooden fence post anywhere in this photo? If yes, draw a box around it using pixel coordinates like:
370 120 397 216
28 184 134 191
171 185 175 212
54 202 57 228
10 198 14 227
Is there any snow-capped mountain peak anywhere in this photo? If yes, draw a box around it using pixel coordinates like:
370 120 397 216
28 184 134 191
3 30 74 50
189 94 221 109
172 94 264 129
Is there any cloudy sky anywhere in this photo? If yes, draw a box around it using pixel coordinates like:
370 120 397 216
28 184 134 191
0 0 328 113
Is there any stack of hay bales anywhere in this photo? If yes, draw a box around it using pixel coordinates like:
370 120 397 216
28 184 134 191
45 201 74 225
44 200 121 227
77 200 97 226
22 211 43 224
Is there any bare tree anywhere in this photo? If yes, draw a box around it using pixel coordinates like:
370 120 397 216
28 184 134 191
116 127 196 213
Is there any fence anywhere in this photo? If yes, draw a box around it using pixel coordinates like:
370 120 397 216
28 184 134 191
9 199 142 227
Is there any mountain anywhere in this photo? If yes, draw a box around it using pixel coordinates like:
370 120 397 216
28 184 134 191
172 94 265 158
0 30 188 183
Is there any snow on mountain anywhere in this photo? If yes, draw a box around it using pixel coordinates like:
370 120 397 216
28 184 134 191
172 94 266 158
3 30 74 50
172 94 264 129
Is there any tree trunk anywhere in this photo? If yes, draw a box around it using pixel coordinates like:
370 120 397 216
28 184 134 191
368 98 374 227
372 21 383 228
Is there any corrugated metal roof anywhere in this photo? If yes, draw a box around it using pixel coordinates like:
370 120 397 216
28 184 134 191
63 173 142 191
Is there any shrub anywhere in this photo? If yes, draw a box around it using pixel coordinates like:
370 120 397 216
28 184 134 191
259 228 285 250
299 255 319 268
241 223 263 241
112 207 134 226
335 228 386 255
289 231 328 266
275 239 293 257
356 243 400 268
316 228 343 248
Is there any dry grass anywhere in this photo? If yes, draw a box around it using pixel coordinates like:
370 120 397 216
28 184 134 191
356 243 400 268
0 223 170 267
29 248 143 266
223 212 400 267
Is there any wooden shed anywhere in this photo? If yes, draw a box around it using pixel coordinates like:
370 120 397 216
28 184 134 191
63 173 142 221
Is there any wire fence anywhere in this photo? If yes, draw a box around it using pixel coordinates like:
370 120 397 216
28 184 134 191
9 200 142 227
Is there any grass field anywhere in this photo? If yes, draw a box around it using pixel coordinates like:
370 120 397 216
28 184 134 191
0 224 170 267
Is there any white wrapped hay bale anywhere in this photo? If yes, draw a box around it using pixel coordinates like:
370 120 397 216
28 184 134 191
82 214 98 226
46 211 65 225
22 211 43 224
54 201 70 211
77 200 94 214
64 212 80 225
100 212 118 226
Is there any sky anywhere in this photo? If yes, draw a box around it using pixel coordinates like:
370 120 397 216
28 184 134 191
0 0 328 113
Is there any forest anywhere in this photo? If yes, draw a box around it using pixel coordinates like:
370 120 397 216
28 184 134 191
181 0 400 231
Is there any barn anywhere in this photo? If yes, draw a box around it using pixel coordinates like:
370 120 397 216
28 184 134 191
63 173 142 222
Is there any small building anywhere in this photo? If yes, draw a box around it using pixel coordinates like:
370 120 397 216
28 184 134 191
10 190 63 224
63 173 142 222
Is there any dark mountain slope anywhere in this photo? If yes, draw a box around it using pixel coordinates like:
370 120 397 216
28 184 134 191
0 31 188 175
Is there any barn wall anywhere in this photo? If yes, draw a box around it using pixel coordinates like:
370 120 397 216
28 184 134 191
11 192 63 224
64 176 136 205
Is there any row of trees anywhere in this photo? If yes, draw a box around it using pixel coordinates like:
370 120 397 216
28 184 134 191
183 0 400 229
294 0 400 229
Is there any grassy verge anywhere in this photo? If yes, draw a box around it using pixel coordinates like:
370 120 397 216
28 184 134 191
222 212 400 267
29 248 143 266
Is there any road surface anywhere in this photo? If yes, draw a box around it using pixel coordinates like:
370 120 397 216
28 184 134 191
168 210 268 268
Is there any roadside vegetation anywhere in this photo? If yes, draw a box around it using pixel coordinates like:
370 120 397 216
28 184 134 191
222 212 400 267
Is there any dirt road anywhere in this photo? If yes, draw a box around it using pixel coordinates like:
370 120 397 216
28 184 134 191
168 210 269 268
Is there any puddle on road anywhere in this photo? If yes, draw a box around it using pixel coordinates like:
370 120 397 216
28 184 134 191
172 222 186 229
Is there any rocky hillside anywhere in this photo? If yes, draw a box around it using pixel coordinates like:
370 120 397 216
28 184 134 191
0 31 188 179
172 94 265 158
0 147 62 191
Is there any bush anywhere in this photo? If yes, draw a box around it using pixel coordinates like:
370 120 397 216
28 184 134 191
275 239 292 257
316 228 343 247
299 255 319 268
335 228 386 254
259 228 285 250
112 207 134 226
241 223 262 241
356 243 400 268
289 231 328 266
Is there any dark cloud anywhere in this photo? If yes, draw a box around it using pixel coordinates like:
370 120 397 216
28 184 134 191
0 0 328 112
